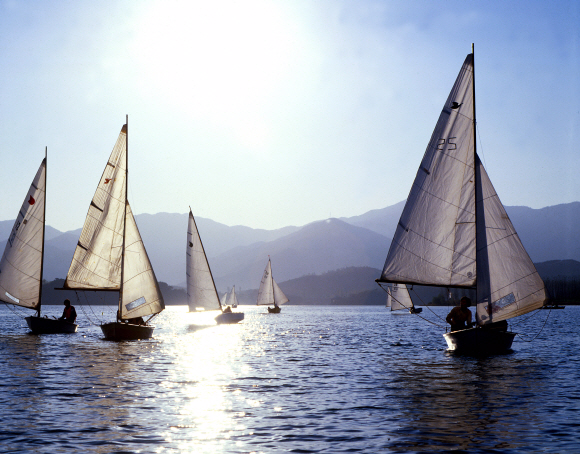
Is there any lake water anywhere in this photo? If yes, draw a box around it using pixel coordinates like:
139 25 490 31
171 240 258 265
0 304 578 453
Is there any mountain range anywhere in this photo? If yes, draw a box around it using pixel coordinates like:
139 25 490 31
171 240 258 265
1 201 580 294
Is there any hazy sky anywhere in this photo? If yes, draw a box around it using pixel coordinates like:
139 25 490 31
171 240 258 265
1 0 578 232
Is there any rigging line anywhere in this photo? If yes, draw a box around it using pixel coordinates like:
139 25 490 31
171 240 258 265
378 283 446 328
476 123 487 169
75 291 102 326
515 308 552 342
2 302 28 319
409 287 448 323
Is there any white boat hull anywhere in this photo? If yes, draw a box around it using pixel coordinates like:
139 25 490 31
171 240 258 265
101 322 154 340
443 327 516 355
215 312 244 324
25 316 78 334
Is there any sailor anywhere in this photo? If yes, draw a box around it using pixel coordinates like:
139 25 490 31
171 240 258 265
446 296 472 332
223 306 232 313
59 299 77 324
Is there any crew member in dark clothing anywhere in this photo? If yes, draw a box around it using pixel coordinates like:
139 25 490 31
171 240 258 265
446 296 472 332
59 299 77 324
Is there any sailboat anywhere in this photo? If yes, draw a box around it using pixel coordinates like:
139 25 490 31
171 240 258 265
60 118 165 340
376 45 547 354
256 258 288 313
229 286 239 308
0 153 77 334
187 209 244 324
386 283 422 314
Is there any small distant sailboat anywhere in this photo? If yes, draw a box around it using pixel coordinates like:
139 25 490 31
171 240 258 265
386 283 422 314
229 286 239 308
0 152 77 334
187 209 244 324
60 118 165 340
256 258 288 313
376 45 546 354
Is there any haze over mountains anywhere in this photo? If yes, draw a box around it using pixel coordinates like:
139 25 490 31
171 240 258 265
1 201 579 294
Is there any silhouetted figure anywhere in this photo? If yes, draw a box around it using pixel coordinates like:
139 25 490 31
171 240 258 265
446 296 472 332
59 299 77 324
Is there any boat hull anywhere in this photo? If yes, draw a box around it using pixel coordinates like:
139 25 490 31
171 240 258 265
443 327 516 355
267 306 281 314
101 322 154 340
215 312 244 324
25 316 78 334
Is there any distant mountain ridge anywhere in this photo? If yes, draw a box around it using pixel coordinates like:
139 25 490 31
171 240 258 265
1 201 579 289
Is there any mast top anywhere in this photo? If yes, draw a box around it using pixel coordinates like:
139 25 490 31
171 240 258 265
471 43 474 54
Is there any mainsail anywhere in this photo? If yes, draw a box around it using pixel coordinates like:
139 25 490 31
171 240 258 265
229 286 239 307
379 52 546 325
256 258 288 306
0 158 46 309
186 210 221 312
62 124 164 320
387 283 413 312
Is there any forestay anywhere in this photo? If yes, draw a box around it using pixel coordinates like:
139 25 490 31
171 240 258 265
380 54 476 288
0 159 46 309
186 211 221 311
63 126 127 291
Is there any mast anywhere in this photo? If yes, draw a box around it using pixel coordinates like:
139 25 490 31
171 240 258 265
270 258 276 306
118 115 128 321
37 147 47 317
471 43 479 323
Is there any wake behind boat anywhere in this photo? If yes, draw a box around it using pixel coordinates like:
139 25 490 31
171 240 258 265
0 151 77 334
376 45 547 355
187 209 244 324
59 118 164 340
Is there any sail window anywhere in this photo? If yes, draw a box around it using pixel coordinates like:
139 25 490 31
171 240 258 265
126 296 146 311
5 292 19 303
487 292 516 315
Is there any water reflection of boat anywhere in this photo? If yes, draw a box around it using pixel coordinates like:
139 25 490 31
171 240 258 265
187 209 244 324
256 258 288 313
60 119 165 340
540 304 565 309
377 46 547 355
386 283 422 314
0 152 77 334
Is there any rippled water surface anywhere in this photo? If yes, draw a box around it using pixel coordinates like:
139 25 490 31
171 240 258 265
0 304 578 453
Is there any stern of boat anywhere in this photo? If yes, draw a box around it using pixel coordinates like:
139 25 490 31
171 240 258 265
101 322 154 340
443 326 516 355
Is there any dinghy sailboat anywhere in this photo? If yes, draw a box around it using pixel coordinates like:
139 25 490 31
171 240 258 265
60 118 165 340
386 283 422 314
228 286 239 308
256 258 288 313
376 45 547 354
0 153 77 334
187 209 244 324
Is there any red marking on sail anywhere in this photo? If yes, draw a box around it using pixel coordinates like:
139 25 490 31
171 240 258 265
104 178 111 184
28 196 35 205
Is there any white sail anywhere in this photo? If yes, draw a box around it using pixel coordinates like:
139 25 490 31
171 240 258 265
387 283 412 312
475 156 546 324
229 286 239 307
379 52 546 326
63 126 127 290
0 159 46 309
256 259 274 306
221 292 228 306
272 279 289 306
186 210 221 311
380 54 476 288
121 202 165 319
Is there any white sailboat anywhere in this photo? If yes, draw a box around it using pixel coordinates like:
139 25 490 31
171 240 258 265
0 153 77 334
256 258 288 313
61 118 165 340
187 209 244 324
229 286 238 308
377 46 547 354
386 283 421 314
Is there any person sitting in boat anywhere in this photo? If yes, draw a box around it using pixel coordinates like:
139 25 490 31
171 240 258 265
223 306 232 313
59 299 77 324
446 297 472 332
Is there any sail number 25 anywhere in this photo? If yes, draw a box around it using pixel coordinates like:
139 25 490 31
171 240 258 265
436 137 457 150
